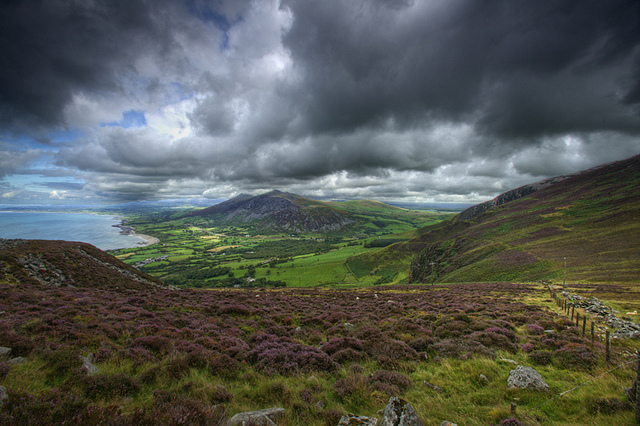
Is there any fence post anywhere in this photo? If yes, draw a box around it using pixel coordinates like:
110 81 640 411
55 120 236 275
571 306 575 321
582 315 586 337
576 312 580 327
606 330 611 365
591 322 595 341
635 351 640 424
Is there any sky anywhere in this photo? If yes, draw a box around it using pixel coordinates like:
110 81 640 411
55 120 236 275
1 0 640 205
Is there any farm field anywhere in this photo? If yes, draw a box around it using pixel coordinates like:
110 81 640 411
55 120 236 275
109 203 450 288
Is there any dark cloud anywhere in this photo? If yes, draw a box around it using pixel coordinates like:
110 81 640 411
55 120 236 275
2 0 640 203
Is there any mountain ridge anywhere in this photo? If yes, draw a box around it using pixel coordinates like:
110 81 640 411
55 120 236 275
186 190 355 232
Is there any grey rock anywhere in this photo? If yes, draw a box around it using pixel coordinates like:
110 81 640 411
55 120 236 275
380 397 424 426
0 347 11 357
227 407 285 426
0 386 6 406
499 358 518 365
479 374 489 383
507 366 550 392
80 354 98 375
339 414 378 425
9 357 26 364
440 422 457 426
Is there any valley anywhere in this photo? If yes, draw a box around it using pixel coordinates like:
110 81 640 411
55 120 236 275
110 196 453 288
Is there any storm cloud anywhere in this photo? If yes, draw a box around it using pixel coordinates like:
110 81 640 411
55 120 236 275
1 0 640 203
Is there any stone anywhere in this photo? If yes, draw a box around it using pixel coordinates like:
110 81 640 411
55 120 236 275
227 407 285 426
380 396 424 426
440 422 457 426
339 414 378 425
80 354 98 376
507 366 550 392
0 347 11 357
9 357 26 365
479 374 489 383
0 386 6 407
499 358 518 365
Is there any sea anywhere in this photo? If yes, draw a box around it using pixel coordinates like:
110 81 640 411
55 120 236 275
0 212 146 251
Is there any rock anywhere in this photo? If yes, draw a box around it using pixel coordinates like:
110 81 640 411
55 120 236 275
381 396 424 426
9 357 26 365
0 386 6 406
499 358 518 365
479 374 489 383
440 422 457 426
80 354 98 376
0 347 11 357
507 366 550 392
424 381 443 392
339 414 378 425
227 407 285 426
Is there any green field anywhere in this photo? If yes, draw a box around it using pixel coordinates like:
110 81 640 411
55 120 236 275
109 203 453 288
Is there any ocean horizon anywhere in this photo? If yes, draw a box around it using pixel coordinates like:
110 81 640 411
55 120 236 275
0 212 147 251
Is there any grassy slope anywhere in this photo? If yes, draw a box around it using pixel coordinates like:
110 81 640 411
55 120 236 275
390 154 640 285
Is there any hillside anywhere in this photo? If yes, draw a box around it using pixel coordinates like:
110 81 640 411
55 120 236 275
403 154 640 284
186 190 354 233
0 239 170 291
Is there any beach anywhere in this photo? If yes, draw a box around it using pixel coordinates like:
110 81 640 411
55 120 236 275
113 220 160 246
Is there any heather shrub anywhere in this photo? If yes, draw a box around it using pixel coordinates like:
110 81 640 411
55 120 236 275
554 343 598 371
363 338 418 361
331 348 366 364
407 335 437 352
528 350 553 366
83 373 140 399
131 335 172 354
333 374 369 400
321 409 344 426
139 366 160 385
321 337 364 355
209 385 234 404
527 324 545 335
146 391 226 425
0 362 9 381
434 320 472 338
42 345 83 378
247 336 339 375
164 357 191 380
369 370 411 396
499 417 521 425
586 397 630 415
208 353 241 379
0 388 89 425
468 330 518 353
0 330 35 357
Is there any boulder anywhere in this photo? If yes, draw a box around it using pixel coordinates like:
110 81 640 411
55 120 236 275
0 386 7 406
9 357 26 365
339 414 379 425
0 347 11 357
440 422 457 426
227 407 285 426
507 366 550 392
380 397 424 426
81 354 98 375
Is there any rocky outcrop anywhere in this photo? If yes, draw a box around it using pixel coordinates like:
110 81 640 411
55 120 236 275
459 175 567 221
507 366 550 392
226 407 285 426
380 397 424 426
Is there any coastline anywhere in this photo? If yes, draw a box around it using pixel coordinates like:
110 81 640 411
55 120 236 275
112 220 160 247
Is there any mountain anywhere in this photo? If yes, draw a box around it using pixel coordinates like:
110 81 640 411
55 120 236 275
371 154 640 284
0 239 171 291
186 190 354 232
